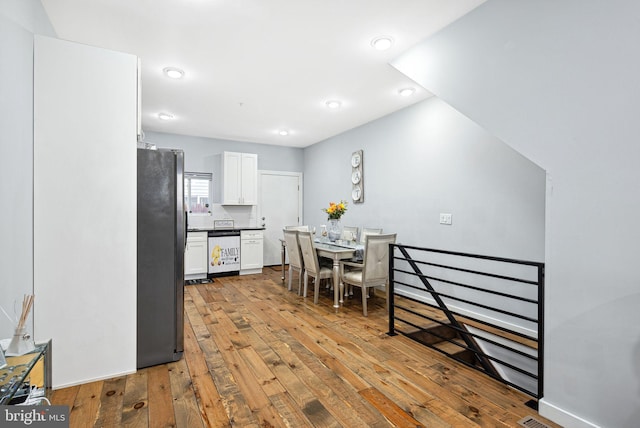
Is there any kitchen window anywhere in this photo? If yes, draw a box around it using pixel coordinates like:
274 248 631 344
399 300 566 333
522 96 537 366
185 172 212 214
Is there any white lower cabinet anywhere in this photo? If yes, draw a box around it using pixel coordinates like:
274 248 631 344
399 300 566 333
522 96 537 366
185 232 208 280
240 230 264 275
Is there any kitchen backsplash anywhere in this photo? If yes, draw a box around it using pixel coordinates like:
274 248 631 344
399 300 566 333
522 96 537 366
187 204 257 229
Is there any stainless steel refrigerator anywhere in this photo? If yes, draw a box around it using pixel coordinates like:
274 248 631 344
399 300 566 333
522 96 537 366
137 148 185 368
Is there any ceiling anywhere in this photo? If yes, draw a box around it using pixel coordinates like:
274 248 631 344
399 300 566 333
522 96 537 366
40 0 484 148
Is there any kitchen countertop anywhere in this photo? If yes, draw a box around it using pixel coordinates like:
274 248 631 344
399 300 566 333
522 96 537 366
187 227 265 232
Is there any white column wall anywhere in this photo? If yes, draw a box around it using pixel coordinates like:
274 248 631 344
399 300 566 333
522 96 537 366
33 35 137 388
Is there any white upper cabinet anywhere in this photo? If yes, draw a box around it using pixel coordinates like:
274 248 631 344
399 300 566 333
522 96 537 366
213 152 258 205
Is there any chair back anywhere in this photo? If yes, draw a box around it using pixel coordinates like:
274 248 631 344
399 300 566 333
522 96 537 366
297 231 320 276
283 229 303 270
362 233 396 283
341 226 359 241
360 227 383 244
285 225 309 231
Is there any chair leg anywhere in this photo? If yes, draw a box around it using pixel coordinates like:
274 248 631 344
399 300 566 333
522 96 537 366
362 286 368 316
343 284 354 297
303 271 308 297
298 270 304 296
314 277 320 304
288 266 293 291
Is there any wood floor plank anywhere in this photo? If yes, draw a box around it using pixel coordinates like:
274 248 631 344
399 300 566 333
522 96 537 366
147 364 177 428
277 303 450 427
68 380 102 427
183 299 233 428
359 387 425 428
167 359 205 428
268 392 316 427
95 376 126 427
208 305 286 427
121 370 149 428
230 297 349 428
50 384 79 408
284 309 483 426
197 332 255 427
46 268 560 428
264 310 386 427
190 284 219 325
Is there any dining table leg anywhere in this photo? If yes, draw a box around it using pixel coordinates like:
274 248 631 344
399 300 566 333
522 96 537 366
333 257 342 308
281 240 286 282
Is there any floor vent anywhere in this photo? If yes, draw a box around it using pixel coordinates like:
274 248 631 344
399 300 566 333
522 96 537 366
518 415 552 428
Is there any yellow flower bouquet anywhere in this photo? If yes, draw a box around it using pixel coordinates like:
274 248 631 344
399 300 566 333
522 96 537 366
322 200 348 220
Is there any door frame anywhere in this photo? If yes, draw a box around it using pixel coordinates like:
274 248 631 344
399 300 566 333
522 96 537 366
257 170 303 266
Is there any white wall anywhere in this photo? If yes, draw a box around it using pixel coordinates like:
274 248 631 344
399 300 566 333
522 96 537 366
143 131 304 173
143 131 305 228
33 36 138 388
303 96 545 263
0 0 55 339
392 1 640 427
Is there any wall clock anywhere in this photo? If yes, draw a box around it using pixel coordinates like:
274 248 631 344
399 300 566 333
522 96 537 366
351 150 364 203
352 186 362 201
351 152 361 168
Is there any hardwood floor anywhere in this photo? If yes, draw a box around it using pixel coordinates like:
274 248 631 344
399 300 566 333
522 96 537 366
51 267 560 427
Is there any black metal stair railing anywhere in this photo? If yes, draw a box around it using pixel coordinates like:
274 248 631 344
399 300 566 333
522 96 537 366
387 243 544 401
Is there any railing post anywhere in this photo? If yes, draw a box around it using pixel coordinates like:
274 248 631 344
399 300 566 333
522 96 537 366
537 264 545 400
387 243 397 336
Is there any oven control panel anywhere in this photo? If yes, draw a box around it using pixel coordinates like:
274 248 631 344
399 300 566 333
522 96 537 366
213 219 234 229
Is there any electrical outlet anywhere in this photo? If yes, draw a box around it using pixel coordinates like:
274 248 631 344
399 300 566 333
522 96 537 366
439 213 452 225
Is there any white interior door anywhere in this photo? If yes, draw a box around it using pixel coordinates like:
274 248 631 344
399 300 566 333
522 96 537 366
258 171 302 266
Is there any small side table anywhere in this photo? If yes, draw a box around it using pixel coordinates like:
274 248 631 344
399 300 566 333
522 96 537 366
0 341 50 405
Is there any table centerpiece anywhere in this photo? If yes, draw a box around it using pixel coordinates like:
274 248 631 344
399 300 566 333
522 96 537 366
322 200 348 242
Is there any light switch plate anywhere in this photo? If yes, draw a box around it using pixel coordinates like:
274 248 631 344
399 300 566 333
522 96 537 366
439 213 452 225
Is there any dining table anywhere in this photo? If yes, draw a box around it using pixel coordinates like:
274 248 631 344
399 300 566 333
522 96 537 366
280 237 363 309
314 240 363 308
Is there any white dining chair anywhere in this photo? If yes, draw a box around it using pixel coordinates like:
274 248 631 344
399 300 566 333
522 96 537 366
339 233 396 316
283 229 304 295
359 227 382 244
340 226 359 242
297 231 333 304
284 225 309 231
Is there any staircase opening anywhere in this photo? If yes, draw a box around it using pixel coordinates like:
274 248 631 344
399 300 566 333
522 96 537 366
387 243 544 400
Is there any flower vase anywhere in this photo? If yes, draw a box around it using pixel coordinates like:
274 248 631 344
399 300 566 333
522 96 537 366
328 219 341 242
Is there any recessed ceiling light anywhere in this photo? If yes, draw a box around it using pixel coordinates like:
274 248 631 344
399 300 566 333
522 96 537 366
398 87 416 97
371 36 394 51
163 67 184 79
278 130 289 136
158 112 174 120
325 100 342 109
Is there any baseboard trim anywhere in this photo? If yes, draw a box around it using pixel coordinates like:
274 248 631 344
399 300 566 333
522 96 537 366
52 368 136 390
539 398 601 428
